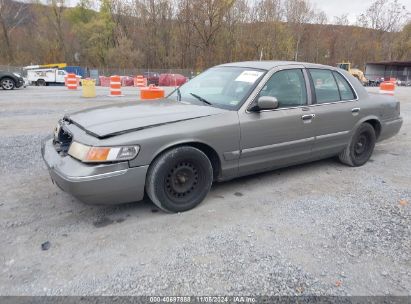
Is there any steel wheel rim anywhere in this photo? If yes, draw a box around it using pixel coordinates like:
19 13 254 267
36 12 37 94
354 132 369 157
165 161 199 202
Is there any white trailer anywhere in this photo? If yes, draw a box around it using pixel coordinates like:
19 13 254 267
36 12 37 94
26 68 68 86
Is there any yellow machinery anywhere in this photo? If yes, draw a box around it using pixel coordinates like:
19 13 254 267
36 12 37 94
337 62 368 85
40 63 67 69
24 63 67 69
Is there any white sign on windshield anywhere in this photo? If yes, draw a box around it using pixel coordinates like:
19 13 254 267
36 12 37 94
235 71 263 83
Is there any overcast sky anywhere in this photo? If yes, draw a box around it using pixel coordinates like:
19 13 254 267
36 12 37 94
57 0 411 25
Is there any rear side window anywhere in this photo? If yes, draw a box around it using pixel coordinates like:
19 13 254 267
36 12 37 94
309 69 340 103
333 72 355 100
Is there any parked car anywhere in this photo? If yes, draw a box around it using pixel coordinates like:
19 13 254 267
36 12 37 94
143 72 160 86
159 73 187 86
0 71 25 90
121 76 134 87
42 61 403 213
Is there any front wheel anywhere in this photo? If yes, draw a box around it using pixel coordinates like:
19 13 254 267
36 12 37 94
1 77 15 90
146 146 213 213
339 123 376 167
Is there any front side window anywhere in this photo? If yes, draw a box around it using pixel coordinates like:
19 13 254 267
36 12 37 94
168 67 265 110
259 69 307 108
333 72 355 100
309 69 340 103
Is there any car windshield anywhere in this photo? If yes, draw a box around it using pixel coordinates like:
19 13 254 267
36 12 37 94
168 67 265 110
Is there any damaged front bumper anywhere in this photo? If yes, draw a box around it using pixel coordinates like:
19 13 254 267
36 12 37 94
41 138 148 205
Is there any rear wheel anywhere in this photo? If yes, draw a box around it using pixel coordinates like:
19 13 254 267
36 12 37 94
1 77 15 90
36 79 46 86
339 123 376 167
146 146 213 213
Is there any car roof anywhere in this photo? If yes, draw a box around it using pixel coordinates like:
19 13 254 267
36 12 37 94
217 61 333 71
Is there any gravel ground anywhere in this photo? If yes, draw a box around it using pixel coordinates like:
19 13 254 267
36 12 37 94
0 86 410 296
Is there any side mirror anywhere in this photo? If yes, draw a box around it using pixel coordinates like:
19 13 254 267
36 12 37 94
252 96 279 111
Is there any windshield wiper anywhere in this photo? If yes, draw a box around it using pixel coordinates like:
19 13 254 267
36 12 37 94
190 93 212 106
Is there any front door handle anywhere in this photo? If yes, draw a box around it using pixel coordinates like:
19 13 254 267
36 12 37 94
301 114 315 121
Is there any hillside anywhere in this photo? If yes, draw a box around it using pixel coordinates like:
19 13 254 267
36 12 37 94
0 0 409 69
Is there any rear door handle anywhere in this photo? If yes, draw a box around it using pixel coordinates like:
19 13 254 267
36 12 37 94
352 108 360 114
301 114 315 121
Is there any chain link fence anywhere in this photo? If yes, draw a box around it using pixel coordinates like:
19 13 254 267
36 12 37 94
96 68 195 78
1 65 196 78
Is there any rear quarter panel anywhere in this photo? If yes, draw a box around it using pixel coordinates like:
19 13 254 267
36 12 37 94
353 93 400 131
338 70 401 141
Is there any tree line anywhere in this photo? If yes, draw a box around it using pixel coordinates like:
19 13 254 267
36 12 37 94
0 0 410 71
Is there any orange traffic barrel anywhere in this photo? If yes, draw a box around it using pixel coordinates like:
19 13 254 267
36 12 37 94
140 85 165 100
134 75 147 87
379 81 395 95
110 75 123 96
66 73 78 90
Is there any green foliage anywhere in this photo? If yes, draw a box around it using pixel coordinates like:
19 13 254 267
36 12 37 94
65 0 96 25
79 17 115 65
64 0 115 66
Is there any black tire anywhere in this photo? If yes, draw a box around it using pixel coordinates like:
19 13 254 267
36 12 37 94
36 79 46 86
146 146 213 213
339 123 376 167
1 77 15 90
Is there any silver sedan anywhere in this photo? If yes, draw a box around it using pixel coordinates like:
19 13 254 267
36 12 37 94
42 61 403 212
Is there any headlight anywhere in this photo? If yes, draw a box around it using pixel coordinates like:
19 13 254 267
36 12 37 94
13 72 21 78
68 141 140 163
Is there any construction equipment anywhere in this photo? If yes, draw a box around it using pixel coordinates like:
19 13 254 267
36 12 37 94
24 64 85 86
336 62 368 85
24 63 67 69
26 68 68 86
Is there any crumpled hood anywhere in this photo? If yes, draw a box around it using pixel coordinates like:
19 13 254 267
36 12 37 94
64 99 228 138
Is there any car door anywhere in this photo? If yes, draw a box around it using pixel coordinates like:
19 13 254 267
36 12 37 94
308 68 361 157
238 66 317 176
56 70 67 83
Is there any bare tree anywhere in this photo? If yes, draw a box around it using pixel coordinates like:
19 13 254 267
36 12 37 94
252 0 282 23
357 0 409 60
247 0 294 61
357 0 409 32
334 14 349 26
176 0 195 68
189 0 235 68
0 0 28 63
312 10 327 62
284 0 315 61
46 0 67 61
393 21 411 60
221 0 249 62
